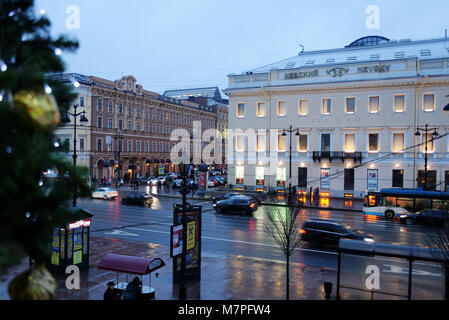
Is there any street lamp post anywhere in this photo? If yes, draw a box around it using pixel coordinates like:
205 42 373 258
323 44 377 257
62 104 88 207
282 126 300 204
114 129 123 188
178 162 190 300
415 124 439 191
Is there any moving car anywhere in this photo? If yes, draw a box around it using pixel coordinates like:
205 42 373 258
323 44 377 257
121 192 153 206
92 187 119 200
210 176 225 185
300 220 374 247
208 180 217 187
212 195 258 215
212 192 241 203
399 209 448 227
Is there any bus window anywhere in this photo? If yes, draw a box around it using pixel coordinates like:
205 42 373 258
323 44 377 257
397 198 415 212
384 196 396 207
433 200 449 210
415 198 431 211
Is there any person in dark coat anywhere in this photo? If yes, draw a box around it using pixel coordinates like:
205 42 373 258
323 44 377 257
103 281 121 300
122 277 142 300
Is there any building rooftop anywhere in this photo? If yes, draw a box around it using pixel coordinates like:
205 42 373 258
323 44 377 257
163 87 227 104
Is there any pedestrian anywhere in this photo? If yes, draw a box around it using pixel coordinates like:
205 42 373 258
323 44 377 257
157 180 161 192
122 277 142 301
103 281 121 301
136 179 139 191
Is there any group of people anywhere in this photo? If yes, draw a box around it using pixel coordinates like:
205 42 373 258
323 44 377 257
103 277 143 301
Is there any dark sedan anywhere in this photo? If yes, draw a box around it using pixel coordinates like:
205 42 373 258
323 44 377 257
212 195 258 215
399 209 448 227
121 192 153 206
300 220 374 247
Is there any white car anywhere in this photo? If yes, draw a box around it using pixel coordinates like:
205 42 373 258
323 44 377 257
92 187 119 200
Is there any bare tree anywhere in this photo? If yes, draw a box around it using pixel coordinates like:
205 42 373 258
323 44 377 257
263 200 305 300
421 204 449 300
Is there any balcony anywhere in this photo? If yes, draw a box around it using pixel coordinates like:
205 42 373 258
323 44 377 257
312 151 363 164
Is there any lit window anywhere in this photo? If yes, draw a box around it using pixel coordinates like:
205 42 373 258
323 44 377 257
299 99 308 115
423 94 435 112
344 133 355 152
278 134 286 152
237 103 245 118
277 167 286 187
257 102 266 117
392 133 404 152
346 97 355 114
421 133 435 153
257 134 266 152
322 98 331 114
394 95 405 112
369 96 379 113
298 134 308 152
256 167 265 186
278 101 286 116
368 133 379 152
236 135 245 152
236 166 244 184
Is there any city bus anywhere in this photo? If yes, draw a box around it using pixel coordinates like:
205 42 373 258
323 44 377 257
363 188 449 219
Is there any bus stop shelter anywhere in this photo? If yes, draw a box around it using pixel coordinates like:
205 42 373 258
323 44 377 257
336 239 448 300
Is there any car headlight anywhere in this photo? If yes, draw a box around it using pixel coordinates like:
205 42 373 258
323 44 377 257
364 238 374 243
212 204 216 207
400 215 407 218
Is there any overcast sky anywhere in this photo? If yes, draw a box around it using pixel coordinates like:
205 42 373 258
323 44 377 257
35 0 449 95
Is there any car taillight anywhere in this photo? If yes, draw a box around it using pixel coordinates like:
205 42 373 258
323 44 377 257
249 203 255 208
299 229 306 234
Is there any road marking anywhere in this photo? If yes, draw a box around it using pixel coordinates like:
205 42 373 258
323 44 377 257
104 230 139 237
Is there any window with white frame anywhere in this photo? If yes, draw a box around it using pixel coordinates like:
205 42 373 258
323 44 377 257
236 166 244 184
322 98 331 115
421 132 435 153
256 134 266 152
108 101 113 112
298 134 308 152
368 133 379 152
392 133 404 152
237 103 245 118
118 119 123 130
278 133 286 152
257 102 266 117
144 122 149 132
346 97 355 114
127 140 132 152
108 118 113 129
344 133 355 152
97 116 102 128
369 96 379 113
277 101 286 116
127 120 131 131
80 96 85 107
394 95 405 113
423 94 435 112
256 167 265 185
136 141 141 153
299 99 308 115
144 142 149 153
136 122 141 131
97 139 102 152
97 99 102 110
236 135 245 152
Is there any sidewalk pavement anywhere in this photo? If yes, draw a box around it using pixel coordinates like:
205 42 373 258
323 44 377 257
0 236 337 300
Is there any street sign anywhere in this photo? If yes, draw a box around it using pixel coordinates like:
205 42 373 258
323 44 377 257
159 167 165 175
186 221 195 250
287 177 293 184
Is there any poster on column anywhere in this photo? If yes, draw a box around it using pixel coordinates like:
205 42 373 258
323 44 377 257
367 169 378 191
320 168 330 189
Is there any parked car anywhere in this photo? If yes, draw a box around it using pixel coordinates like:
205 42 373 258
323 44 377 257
208 179 217 187
121 192 153 206
146 177 158 186
212 192 241 203
212 195 258 215
158 176 166 184
210 176 225 185
399 209 448 227
300 220 374 247
92 187 119 200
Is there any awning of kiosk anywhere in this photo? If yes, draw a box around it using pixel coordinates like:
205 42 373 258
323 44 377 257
98 253 165 275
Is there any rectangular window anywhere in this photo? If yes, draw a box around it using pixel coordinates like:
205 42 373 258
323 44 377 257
128 141 132 152
277 101 286 116
159 143 163 152
144 108 149 118
236 135 245 152
321 134 331 152
144 142 149 153
298 134 308 152
368 133 379 152
97 139 102 152
278 134 286 152
392 169 404 187
152 142 156 152
118 104 123 113
108 118 113 129
421 133 434 153
277 167 286 187
159 125 163 134
369 96 379 113
136 107 141 117
344 168 355 191
236 166 244 184
97 99 102 110
346 97 355 114
79 138 85 152
237 103 245 118
257 102 266 117
322 98 331 115
165 112 170 121
144 123 149 133
299 99 308 115
393 133 404 152
136 141 141 152
344 133 355 152
136 122 141 131
152 124 156 133
423 93 435 112
127 121 131 131
256 167 265 186
256 134 265 152
108 101 113 112
394 95 405 112
80 96 85 107
298 167 307 188
97 117 102 128
165 143 170 152
128 106 132 115
118 119 123 130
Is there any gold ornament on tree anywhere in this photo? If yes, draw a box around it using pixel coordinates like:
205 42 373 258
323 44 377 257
12 90 60 130
8 265 57 300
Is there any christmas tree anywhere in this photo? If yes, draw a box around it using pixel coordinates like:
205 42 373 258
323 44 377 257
0 0 90 299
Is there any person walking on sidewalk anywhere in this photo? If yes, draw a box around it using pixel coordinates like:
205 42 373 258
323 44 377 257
104 281 121 301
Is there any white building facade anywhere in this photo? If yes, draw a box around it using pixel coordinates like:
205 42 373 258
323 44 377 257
224 36 449 198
